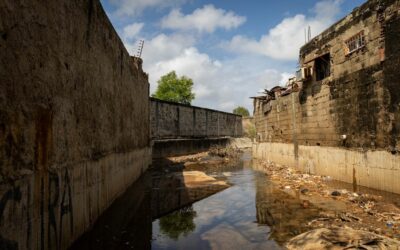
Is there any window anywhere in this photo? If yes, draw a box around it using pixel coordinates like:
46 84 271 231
315 53 331 81
345 31 366 54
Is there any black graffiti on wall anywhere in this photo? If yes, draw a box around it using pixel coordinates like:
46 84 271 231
0 168 74 250
0 186 21 250
58 169 74 249
48 172 60 249
44 169 74 250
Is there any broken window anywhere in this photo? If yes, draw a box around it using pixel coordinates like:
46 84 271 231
315 53 331 81
345 31 366 54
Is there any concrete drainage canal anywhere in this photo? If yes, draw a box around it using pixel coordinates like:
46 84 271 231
70 149 400 249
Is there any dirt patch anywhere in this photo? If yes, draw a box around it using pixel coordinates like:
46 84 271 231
152 147 244 172
173 171 229 189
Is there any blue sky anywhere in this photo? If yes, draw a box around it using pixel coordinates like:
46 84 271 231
100 0 366 112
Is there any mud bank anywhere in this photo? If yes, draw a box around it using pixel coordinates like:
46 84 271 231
253 159 400 246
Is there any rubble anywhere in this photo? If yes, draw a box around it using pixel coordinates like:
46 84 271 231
208 146 242 158
286 227 400 250
301 188 309 194
256 160 400 242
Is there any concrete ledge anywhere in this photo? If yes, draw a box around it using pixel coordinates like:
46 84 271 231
0 147 151 250
152 138 230 158
253 142 400 194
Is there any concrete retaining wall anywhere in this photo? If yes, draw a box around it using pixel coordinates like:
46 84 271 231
151 98 242 139
152 138 230 158
0 0 150 249
253 142 400 194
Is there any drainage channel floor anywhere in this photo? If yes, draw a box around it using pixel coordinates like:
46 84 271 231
70 152 336 249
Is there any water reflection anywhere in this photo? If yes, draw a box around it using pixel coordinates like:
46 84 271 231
70 173 152 250
159 206 197 240
254 171 322 243
152 154 282 250
72 152 325 250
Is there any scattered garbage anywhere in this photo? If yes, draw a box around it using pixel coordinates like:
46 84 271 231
339 212 361 222
257 159 400 242
286 227 400 250
300 188 309 194
387 221 394 228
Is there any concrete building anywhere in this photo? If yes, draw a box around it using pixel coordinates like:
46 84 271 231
253 0 400 194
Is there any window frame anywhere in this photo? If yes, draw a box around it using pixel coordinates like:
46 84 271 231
345 31 366 55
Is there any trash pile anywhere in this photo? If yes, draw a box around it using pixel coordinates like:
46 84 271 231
286 227 400 250
257 160 400 242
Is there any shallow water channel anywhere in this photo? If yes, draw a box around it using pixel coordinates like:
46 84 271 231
71 152 326 249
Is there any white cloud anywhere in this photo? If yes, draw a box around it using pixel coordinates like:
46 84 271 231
122 22 144 40
223 0 343 60
107 0 351 112
119 31 292 112
141 33 196 64
161 5 246 33
314 0 343 20
257 69 293 90
145 46 220 95
109 0 186 17
136 34 290 112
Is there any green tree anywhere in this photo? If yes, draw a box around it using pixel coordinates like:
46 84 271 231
159 206 197 240
152 71 195 105
233 106 250 117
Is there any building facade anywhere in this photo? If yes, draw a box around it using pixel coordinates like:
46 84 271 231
253 0 400 194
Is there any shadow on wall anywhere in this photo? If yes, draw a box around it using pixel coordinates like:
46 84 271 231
69 173 152 250
70 156 228 249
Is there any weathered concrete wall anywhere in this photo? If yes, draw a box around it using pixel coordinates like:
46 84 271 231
254 93 301 144
0 0 150 249
253 0 400 193
152 138 230 158
151 98 242 139
300 0 400 149
253 142 400 194
70 173 152 250
256 0 400 149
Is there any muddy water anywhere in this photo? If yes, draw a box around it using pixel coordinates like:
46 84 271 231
71 152 324 249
